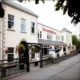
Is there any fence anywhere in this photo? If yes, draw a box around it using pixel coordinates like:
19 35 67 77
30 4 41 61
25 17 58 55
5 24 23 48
0 51 78 80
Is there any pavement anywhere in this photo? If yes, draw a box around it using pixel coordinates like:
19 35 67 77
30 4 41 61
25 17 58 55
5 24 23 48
10 54 80 80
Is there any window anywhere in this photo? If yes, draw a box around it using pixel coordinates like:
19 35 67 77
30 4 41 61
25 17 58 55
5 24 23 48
56 35 60 41
40 31 42 38
63 47 66 51
8 54 14 62
31 53 35 59
47 33 52 40
31 22 35 33
38 32 39 38
62 36 64 42
8 47 14 53
7 47 14 62
21 18 26 32
8 14 14 29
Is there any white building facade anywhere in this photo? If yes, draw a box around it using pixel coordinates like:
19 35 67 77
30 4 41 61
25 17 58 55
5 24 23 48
0 1 39 62
0 1 72 62
38 23 72 58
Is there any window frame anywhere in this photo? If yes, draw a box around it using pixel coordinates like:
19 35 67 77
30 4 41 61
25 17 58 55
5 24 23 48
47 33 52 40
21 18 26 32
7 47 14 62
31 21 35 34
8 14 14 29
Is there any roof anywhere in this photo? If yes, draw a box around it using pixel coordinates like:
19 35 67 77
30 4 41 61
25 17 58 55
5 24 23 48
38 39 67 46
61 28 72 34
3 0 38 17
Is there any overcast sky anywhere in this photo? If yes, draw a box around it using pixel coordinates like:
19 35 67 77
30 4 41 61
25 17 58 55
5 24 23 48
14 0 80 37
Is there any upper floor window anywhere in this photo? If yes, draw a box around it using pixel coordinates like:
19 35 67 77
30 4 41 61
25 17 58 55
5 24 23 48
38 32 39 38
40 31 42 38
47 33 52 40
31 22 35 33
21 18 26 32
8 14 14 29
62 36 64 42
56 35 60 41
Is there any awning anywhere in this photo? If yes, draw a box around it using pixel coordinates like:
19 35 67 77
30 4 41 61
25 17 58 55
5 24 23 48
38 39 67 46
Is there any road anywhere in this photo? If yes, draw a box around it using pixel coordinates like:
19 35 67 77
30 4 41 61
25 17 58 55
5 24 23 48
11 54 80 80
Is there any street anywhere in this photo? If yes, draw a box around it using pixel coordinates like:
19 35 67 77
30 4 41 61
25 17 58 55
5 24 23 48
11 54 80 80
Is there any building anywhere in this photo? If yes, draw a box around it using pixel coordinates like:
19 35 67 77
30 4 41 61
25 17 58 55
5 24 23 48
37 23 72 58
0 0 72 63
0 0 39 64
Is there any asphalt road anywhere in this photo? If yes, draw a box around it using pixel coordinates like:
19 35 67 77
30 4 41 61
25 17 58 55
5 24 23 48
47 57 80 80
11 54 80 80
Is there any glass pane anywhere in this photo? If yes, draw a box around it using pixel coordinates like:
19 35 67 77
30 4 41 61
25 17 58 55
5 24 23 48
21 19 26 31
8 14 14 21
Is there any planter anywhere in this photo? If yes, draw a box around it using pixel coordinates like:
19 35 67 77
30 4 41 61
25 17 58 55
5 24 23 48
34 62 38 66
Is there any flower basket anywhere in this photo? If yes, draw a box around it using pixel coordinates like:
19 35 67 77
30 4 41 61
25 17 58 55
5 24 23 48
32 46 40 53
18 44 26 53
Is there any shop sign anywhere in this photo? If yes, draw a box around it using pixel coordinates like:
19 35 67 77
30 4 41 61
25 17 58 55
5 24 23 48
42 28 56 34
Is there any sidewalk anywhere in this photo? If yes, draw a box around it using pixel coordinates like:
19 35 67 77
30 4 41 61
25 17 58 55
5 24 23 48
11 54 80 80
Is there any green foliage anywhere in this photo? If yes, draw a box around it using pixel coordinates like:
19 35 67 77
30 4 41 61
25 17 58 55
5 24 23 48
76 40 80 47
72 35 80 47
53 0 80 24
72 35 78 46
18 44 26 53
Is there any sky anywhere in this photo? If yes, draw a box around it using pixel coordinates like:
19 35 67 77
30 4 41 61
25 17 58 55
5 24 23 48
14 0 80 38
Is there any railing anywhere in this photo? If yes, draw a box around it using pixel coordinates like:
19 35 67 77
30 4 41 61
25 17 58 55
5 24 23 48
0 51 78 80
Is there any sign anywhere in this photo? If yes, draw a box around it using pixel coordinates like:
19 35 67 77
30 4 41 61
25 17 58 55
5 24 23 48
42 28 56 34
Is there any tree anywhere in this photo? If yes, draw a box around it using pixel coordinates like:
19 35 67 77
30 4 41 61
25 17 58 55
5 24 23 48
76 40 80 47
72 35 78 46
53 0 80 24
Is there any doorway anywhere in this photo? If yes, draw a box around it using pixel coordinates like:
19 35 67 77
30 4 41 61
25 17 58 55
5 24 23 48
18 41 30 72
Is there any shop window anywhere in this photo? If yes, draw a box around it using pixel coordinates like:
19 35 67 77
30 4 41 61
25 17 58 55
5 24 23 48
31 53 35 59
8 14 14 29
8 54 14 62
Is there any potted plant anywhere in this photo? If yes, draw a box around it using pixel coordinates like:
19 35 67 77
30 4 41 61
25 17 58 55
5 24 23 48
18 44 26 70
